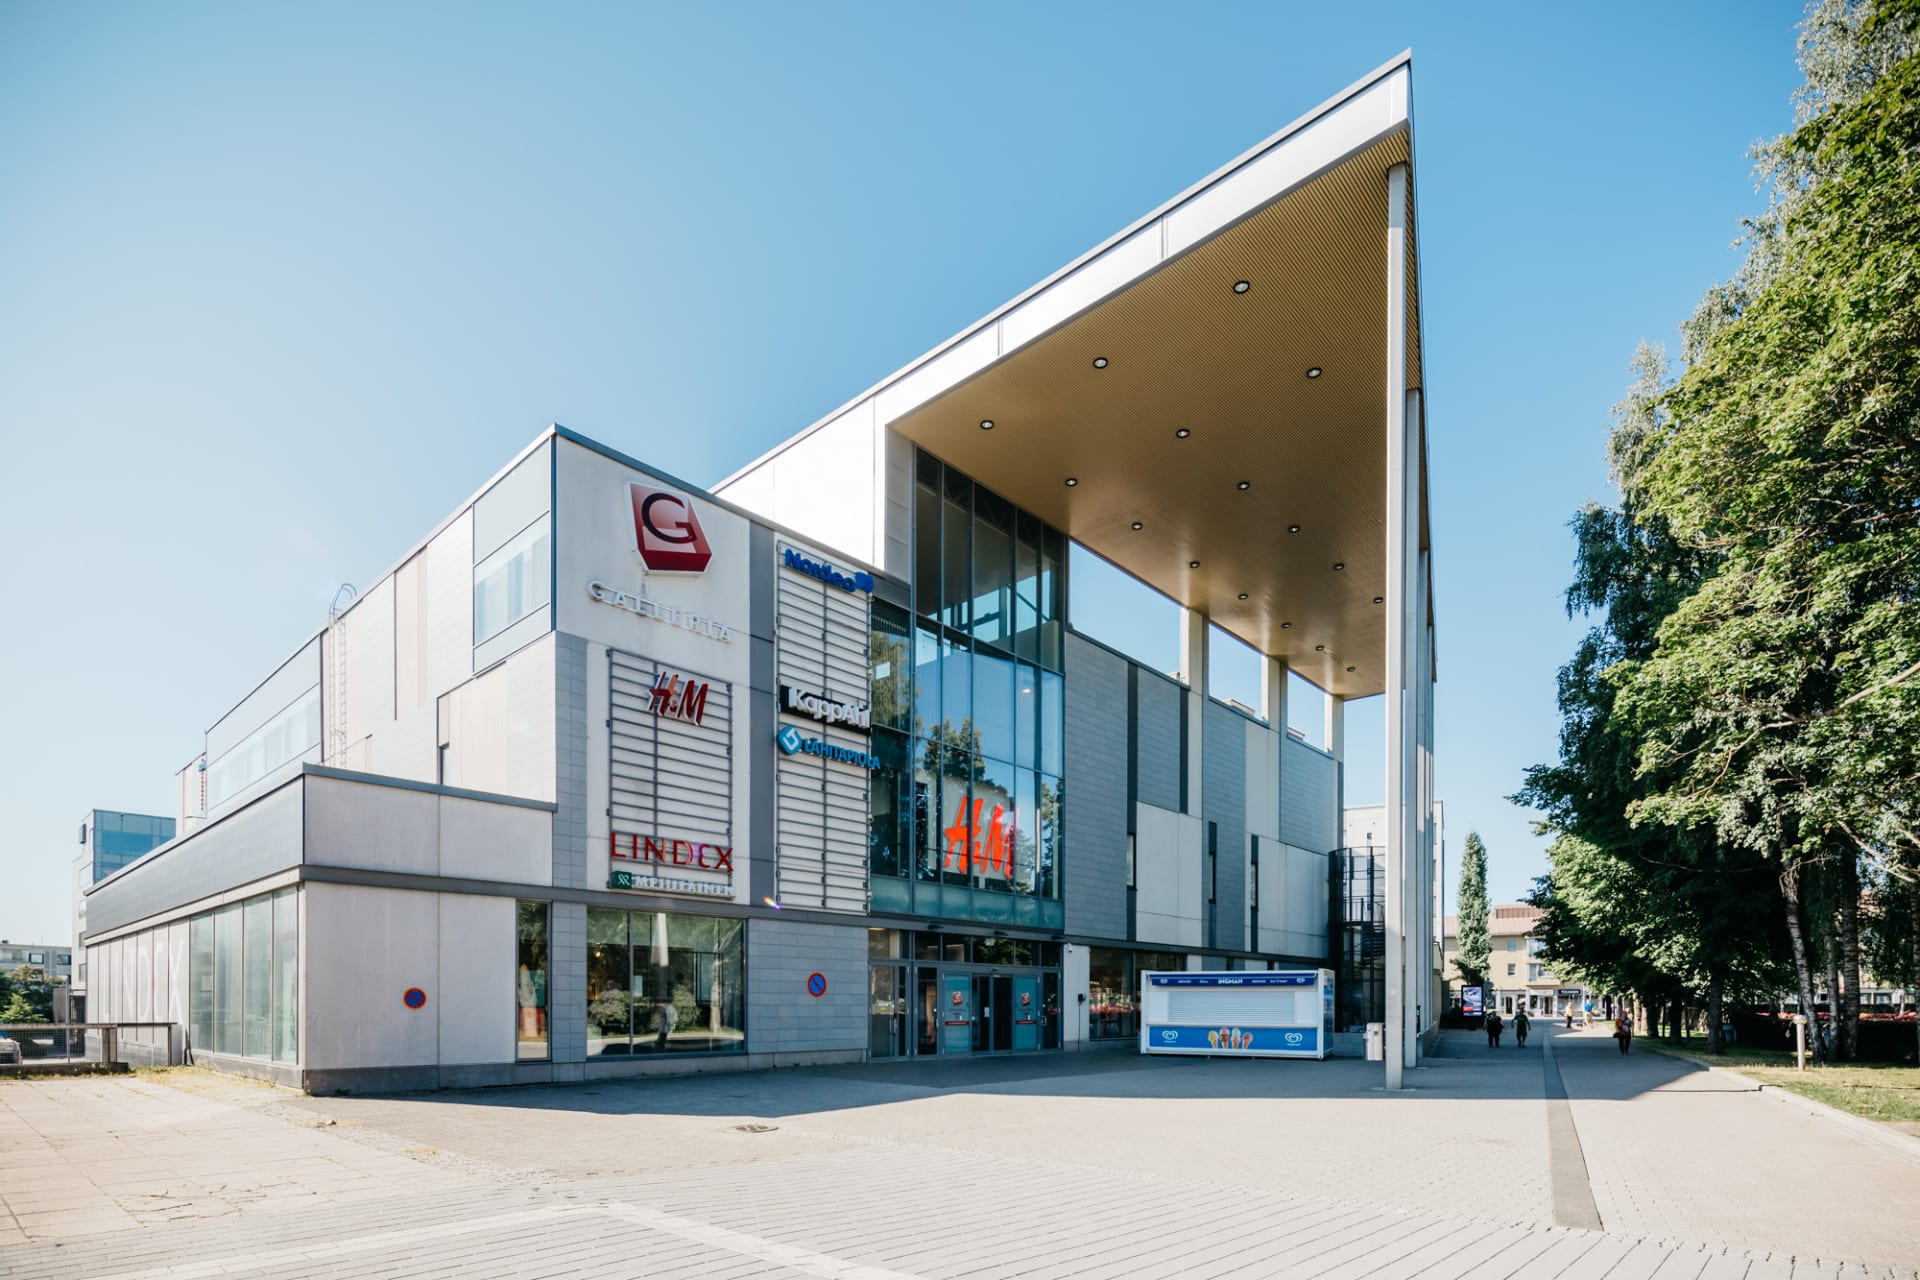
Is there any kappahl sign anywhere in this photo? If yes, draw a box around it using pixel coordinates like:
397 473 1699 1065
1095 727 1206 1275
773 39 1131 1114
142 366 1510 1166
629 483 712 573
781 684 870 730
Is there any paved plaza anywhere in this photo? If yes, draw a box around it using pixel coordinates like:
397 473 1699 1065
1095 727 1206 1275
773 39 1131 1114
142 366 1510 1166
2 1025 1917 1278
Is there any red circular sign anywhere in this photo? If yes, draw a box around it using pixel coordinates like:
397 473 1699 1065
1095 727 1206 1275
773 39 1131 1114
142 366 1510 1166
806 972 827 998
951 990 964 1007
403 987 427 1010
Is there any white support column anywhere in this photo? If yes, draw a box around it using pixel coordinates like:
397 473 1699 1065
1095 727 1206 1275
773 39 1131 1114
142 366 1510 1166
1261 655 1290 730
1325 694 1346 765
1180 607 1208 816
1383 160 1412 1089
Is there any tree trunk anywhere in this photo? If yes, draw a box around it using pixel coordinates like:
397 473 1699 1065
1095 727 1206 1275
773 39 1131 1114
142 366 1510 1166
1911 878 1920 1067
1706 976 1725 1056
1823 934 1841 1066
1782 862 1820 1058
1838 848 1861 1062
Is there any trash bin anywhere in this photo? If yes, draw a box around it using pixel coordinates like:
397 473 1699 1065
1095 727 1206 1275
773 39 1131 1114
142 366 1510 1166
1365 1022 1384 1061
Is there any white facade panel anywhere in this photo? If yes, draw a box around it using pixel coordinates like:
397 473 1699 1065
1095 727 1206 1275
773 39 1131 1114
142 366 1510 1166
301 884 439 1071
1134 802 1203 948
999 226 1162 354
425 511 474 697
441 635 556 803
1244 719 1280 841
165 921 188 1027
439 795 550 886
304 776 439 876
436 894 514 1065
874 328 998 432
338 578 396 774
1165 71 1406 256
770 400 878 567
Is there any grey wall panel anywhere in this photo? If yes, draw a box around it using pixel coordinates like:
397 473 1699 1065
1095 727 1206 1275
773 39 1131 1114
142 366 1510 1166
86 783 304 936
553 633 591 890
1134 671 1183 813
1202 701 1248 951
1280 737 1338 854
745 917 866 1055
1062 633 1129 940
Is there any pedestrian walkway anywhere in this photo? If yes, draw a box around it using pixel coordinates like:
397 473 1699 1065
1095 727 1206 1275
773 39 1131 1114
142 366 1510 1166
1 1026 1915 1277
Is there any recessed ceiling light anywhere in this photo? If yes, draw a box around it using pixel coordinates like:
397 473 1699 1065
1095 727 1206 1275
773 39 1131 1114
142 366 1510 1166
1306 367 1323 379
1189 560 1201 569
1332 562 1345 571
1064 478 1078 487
1092 357 1108 369
979 419 994 430
1233 280 1250 294
1236 481 1250 491
1346 666 1356 673
1315 645 1326 652
1287 524 1301 534
1174 428 1191 439
1281 622 1292 629
1373 596 1384 604
1238 593 1249 601
1131 521 1144 531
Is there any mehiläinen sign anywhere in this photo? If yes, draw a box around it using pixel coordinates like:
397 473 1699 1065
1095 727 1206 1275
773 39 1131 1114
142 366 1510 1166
781 684 870 730
782 546 873 594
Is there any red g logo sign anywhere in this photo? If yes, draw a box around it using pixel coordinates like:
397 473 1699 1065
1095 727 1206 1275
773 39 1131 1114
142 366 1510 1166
628 483 712 573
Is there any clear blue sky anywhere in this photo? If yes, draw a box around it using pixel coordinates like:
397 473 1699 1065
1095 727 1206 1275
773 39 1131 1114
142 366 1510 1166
0 3 1806 945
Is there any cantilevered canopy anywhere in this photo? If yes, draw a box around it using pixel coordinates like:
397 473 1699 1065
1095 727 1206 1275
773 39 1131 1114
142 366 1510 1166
720 54 1430 700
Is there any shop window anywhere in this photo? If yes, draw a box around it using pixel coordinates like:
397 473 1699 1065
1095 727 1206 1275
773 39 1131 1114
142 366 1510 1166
517 902 549 1061
188 913 214 1054
271 889 297 1063
1088 947 1133 1039
973 645 1014 766
868 729 911 880
213 903 242 1055
242 895 272 1058
585 908 745 1057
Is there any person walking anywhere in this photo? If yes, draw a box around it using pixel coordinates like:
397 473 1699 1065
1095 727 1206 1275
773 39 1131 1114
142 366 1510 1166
1487 1011 1504 1048
1613 1012 1633 1055
1514 1008 1530 1048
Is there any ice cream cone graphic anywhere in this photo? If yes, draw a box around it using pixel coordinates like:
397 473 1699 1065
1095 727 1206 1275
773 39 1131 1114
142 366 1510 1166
1208 1029 1220 1048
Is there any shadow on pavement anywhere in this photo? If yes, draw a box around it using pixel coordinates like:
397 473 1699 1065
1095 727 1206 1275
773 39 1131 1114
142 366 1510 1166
291 1023 1738 1120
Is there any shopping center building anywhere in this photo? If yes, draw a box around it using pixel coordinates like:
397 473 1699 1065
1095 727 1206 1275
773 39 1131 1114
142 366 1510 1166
80 53 1438 1092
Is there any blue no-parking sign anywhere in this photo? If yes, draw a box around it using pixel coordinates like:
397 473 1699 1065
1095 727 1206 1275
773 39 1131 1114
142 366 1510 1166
806 972 828 998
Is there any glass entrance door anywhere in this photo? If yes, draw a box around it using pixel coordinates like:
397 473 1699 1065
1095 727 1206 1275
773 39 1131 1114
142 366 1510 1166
1011 975 1041 1051
915 967 938 1055
941 972 974 1054
974 975 1014 1053
869 966 906 1058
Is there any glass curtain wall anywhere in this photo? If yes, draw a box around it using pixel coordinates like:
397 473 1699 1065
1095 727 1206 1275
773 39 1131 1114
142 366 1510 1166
871 448 1065 929
190 888 297 1063
584 907 745 1057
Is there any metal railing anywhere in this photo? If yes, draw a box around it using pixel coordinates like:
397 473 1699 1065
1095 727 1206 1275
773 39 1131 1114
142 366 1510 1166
0 1022 183 1071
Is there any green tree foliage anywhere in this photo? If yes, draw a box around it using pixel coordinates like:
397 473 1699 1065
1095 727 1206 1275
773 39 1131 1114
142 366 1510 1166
1456 832 1491 989
1529 0 1920 1059
0 966 53 1024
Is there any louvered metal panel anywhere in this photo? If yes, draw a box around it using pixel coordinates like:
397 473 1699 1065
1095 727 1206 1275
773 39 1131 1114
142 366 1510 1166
608 649 733 859
773 543 873 913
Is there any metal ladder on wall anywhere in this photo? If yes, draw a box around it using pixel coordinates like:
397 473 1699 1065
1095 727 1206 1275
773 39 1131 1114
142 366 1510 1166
326 584 357 765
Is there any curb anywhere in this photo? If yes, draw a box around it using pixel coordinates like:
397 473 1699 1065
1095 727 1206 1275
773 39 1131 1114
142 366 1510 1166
1639 1041 1920 1171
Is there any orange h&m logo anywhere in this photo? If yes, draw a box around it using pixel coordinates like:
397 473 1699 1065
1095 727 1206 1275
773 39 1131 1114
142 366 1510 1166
648 671 710 726
943 800 1016 879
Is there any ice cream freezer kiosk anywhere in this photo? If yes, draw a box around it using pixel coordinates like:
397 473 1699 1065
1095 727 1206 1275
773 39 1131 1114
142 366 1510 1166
1138 969 1334 1059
